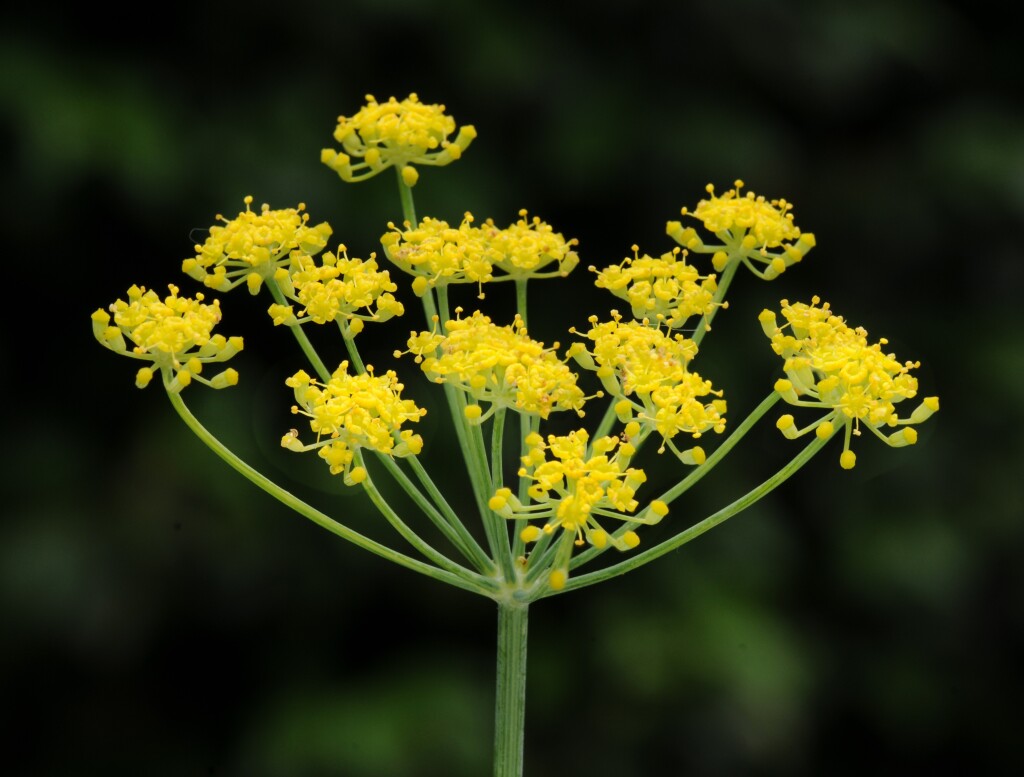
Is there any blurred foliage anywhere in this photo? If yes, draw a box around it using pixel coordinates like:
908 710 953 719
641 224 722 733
2 0 1022 774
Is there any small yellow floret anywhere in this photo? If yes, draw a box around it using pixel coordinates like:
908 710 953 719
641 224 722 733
840 450 857 470
548 569 568 590
621 531 640 549
521 525 542 543
401 165 420 187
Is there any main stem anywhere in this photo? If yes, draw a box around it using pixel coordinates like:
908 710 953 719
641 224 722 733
494 602 529 777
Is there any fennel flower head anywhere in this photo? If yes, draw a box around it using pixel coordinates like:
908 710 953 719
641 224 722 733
760 297 939 469
591 245 720 329
568 313 725 462
91 284 243 393
398 310 587 422
490 429 670 590
267 247 405 336
667 180 817 280
282 363 426 486
381 211 578 298
321 93 477 187
183 196 333 295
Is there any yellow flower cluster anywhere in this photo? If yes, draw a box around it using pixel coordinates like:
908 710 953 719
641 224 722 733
489 429 669 589
382 214 494 297
591 246 720 329
91 284 243 392
321 93 477 187
399 310 586 421
282 363 426 485
267 248 404 336
184 197 333 294
479 210 579 280
568 314 726 459
759 297 939 469
381 211 578 297
667 180 816 280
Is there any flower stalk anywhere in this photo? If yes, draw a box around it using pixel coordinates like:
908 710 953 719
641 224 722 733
494 602 530 777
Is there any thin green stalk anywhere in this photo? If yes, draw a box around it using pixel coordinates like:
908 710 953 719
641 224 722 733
424 286 513 579
551 431 831 594
658 392 780 505
591 398 620 442
272 282 466 570
491 407 507 490
165 387 483 594
436 285 453 326
691 256 740 347
493 603 529 777
418 292 492 522
442 381 495 543
515 279 528 329
511 413 536 563
355 452 490 586
341 326 367 374
268 278 331 382
522 533 560 586
405 456 495 574
516 414 537 505
469 415 515 580
393 159 510 583
396 167 418 227
570 392 781 571
374 454 495 574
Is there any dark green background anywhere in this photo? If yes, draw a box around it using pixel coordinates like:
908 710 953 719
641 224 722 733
3 1 1022 774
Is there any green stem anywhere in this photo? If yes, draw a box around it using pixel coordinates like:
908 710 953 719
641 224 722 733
355 452 490 587
591 398 620 442
374 454 495 575
396 167 418 227
570 392 782 571
405 456 496 574
268 278 331 382
494 603 529 777
436 285 453 326
469 415 515 580
511 413 536 563
419 304 490 520
658 392 780 504
164 386 483 594
420 284 441 329
515 279 529 329
692 255 740 347
491 407 507 489
425 286 513 580
552 431 831 594
341 326 367 374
